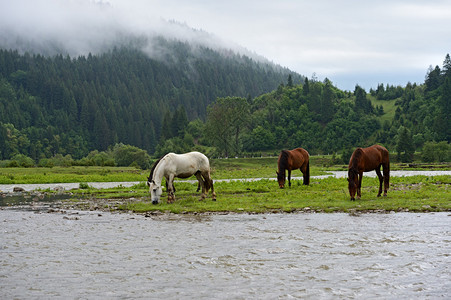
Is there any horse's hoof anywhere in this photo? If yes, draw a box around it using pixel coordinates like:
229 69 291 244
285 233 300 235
212 198 216 201
377 194 381 197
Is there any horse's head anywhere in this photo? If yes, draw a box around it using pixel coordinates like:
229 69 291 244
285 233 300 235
147 179 163 204
276 171 285 188
347 170 358 201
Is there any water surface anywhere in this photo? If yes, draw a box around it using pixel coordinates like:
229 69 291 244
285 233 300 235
1 170 449 193
1 210 449 299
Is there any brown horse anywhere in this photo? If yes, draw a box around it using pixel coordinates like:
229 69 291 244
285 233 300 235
347 145 390 201
277 148 310 188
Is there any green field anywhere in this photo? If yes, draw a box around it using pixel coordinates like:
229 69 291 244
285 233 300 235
0 166 147 184
2 157 448 214
57 175 450 214
370 96 398 123
0 156 334 184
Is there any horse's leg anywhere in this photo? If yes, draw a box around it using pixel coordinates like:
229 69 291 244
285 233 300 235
301 160 310 185
288 169 292 187
210 178 216 201
167 175 175 203
375 167 383 197
357 172 363 199
167 181 176 192
195 172 206 200
383 163 390 196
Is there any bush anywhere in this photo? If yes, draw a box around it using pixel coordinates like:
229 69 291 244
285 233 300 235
79 183 90 189
10 154 35 167
76 150 115 166
422 141 450 162
112 143 151 169
38 158 54 168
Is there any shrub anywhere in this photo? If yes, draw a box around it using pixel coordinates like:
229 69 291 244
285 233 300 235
112 143 151 169
10 154 35 167
422 141 450 162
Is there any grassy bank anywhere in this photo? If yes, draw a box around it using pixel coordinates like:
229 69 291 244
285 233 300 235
60 175 450 214
0 166 146 184
3 156 447 184
1 158 450 214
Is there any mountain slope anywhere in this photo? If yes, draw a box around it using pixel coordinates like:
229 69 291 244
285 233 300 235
0 38 303 159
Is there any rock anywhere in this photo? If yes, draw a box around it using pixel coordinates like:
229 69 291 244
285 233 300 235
13 187 25 192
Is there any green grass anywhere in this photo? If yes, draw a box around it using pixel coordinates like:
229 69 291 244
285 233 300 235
1 158 450 214
117 175 451 214
0 157 336 184
2 156 447 185
369 95 398 124
0 166 147 184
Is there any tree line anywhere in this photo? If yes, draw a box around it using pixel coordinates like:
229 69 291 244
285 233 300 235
158 55 451 163
0 45 450 166
0 39 301 162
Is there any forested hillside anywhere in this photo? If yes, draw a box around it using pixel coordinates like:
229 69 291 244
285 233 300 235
162 55 450 163
0 38 302 160
0 40 449 165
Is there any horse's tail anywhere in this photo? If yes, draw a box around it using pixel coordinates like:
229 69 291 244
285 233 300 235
202 173 212 193
304 160 310 185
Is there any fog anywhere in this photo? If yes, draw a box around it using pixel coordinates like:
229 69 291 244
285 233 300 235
0 0 249 60
2 0 451 90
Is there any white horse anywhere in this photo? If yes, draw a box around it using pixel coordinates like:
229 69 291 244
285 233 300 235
147 151 216 204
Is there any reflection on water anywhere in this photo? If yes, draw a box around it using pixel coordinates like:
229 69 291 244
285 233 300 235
1 210 450 299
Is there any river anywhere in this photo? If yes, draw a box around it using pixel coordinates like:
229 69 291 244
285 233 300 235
1 208 450 299
1 170 450 193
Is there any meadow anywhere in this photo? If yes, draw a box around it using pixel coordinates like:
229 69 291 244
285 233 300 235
2 156 448 214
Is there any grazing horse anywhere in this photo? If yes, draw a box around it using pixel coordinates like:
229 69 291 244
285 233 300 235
347 144 390 201
147 151 216 204
276 148 310 188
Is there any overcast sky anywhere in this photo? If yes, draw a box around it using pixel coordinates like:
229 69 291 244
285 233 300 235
1 0 451 91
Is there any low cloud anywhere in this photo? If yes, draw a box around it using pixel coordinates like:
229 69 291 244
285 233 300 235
0 0 247 59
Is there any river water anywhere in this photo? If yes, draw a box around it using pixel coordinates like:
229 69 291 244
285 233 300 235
1 209 450 299
1 170 450 193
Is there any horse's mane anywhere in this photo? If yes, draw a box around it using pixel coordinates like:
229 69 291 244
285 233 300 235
278 150 290 171
148 154 167 182
349 148 363 176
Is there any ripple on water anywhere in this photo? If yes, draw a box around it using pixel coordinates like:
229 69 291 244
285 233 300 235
0 211 450 299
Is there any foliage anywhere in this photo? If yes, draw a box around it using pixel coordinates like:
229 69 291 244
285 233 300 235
0 45 450 162
205 97 250 157
396 126 415 162
112 143 151 169
422 141 451 162
9 154 34 167
0 42 300 160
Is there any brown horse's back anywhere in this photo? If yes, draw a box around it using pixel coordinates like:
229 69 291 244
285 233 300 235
289 148 309 169
350 145 389 172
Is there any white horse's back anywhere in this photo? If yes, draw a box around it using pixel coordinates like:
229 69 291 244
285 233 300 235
167 151 210 177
